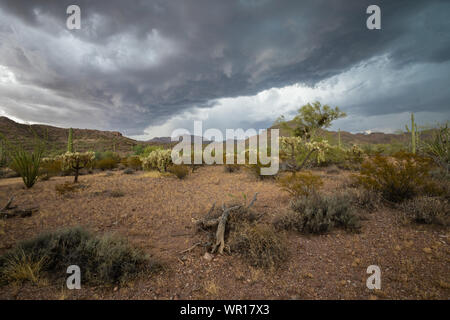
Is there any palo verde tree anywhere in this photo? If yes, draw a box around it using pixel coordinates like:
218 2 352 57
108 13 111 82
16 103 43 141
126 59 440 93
275 102 346 171
276 101 347 141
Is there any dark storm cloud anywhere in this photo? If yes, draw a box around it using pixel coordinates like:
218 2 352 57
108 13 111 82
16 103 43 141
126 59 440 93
0 0 449 135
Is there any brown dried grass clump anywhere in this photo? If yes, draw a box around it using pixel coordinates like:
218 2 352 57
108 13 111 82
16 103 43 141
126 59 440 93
228 222 288 269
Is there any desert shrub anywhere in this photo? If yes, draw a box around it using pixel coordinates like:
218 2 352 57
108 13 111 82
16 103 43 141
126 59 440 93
320 146 347 167
0 140 7 168
135 145 163 157
401 196 449 226
346 188 381 212
356 152 436 203
277 171 323 197
55 182 83 195
326 165 340 174
224 164 241 173
229 223 288 269
123 168 134 174
167 164 189 179
0 227 160 286
95 157 117 170
142 149 172 172
40 157 63 179
125 155 142 170
274 193 360 234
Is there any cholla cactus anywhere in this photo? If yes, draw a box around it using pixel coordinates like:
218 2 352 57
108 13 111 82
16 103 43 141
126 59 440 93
59 151 95 183
141 149 172 172
305 140 330 164
348 144 364 163
280 136 329 170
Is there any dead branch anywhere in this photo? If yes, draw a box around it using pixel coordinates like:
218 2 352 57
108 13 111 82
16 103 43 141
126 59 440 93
1 196 14 212
179 241 202 254
211 205 241 254
247 192 258 209
194 192 259 256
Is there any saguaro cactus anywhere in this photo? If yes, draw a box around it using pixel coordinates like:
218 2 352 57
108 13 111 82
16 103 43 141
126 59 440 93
67 128 74 152
405 113 418 154
338 128 342 150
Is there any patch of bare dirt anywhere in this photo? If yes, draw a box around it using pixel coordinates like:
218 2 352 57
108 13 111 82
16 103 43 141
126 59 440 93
0 166 448 300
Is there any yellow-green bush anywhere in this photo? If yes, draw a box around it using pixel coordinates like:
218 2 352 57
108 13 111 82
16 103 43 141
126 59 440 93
277 171 323 197
125 155 142 170
168 164 189 179
356 152 437 202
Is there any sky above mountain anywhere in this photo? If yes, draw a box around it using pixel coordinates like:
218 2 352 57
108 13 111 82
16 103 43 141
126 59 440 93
0 0 449 140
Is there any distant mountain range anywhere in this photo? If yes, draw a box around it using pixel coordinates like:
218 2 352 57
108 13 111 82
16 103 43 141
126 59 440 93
0 116 435 155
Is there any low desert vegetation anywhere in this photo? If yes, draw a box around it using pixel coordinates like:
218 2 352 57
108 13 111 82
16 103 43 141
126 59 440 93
168 164 189 179
277 171 323 197
0 227 161 286
229 222 288 269
274 192 361 234
401 196 449 226
356 151 441 203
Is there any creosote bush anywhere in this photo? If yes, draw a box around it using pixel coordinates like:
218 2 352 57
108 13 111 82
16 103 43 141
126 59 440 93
0 227 160 286
125 155 142 170
401 196 449 226
274 193 360 234
356 152 438 203
277 171 323 197
228 223 288 269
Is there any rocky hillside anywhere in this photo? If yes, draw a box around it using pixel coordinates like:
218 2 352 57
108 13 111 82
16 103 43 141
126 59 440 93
0 116 142 155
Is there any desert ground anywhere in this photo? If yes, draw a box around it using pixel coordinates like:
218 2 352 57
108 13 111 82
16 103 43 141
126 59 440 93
0 165 448 300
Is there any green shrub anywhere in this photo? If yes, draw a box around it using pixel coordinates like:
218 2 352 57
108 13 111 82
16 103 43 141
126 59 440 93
133 145 163 157
274 193 360 234
401 196 449 226
40 157 63 179
0 227 160 286
277 171 323 197
125 155 142 170
229 223 288 269
95 158 118 170
168 164 189 179
356 152 436 203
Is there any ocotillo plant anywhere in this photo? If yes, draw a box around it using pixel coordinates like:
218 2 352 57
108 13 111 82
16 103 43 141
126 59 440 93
67 128 74 152
405 113 418 154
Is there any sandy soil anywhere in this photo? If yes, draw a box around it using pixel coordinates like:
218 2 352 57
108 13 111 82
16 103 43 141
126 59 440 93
0 166 449 300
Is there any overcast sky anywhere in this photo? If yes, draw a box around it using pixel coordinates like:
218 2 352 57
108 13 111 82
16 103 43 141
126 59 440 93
0 0 449 140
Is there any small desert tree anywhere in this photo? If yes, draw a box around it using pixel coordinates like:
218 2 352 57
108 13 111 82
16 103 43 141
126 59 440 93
60 151 95 183
276 102 344 171
276 101 346 141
